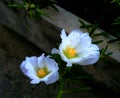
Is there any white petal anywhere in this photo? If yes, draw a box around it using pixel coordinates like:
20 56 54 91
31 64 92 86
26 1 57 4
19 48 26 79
78 33 92 52
78 44 100 65
45 71 59 85
25 56 38 67
20 61 28 74
82 44 99 57
45 57 59 71
67 31 81 48
66 62 72 67
57 29 100 67
25 63 36 74
26 71 39 80
61 29 67 40
30 79 41 84
78 53 99 65
20 57 40 80
70 29 83 35
20 54 60 85
38 53 45 68
59 47 69 62
20 61 37 76
59 39 71 50
51 48 59 54
90 44 99 50
62 44 99 65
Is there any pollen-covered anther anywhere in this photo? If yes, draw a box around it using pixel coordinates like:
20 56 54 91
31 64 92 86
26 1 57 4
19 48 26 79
37 68 47 78
64 47 77 59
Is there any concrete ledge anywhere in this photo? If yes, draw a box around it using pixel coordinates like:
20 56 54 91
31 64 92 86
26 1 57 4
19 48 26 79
0 0 119 62
43 5 120 63
0 0 120 93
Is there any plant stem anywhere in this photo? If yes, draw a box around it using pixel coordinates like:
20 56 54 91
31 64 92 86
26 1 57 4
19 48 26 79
56 77 64 98
57 90 63 98
56 68 68 98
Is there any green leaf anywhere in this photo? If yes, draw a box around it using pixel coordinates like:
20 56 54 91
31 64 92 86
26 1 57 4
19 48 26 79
23 2 29 10
106 52 113 55
103 44 109 53
30 4 36 9
93 32 108 36
108 39 120 43
79 19 91 31
36 8 50 18
92 40 103 44
99 44 113 59
50 4 59 12
8 4 23 9
89 22 99 36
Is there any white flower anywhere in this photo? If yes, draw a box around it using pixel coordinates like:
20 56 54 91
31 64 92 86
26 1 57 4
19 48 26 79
20 54 59 84
52 29 100 67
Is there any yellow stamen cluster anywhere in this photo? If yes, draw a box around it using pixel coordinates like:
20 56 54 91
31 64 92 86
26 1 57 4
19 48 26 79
37 68 49 78
63 47 77 59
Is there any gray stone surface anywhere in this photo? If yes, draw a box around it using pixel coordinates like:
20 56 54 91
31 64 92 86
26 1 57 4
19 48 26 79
0 25 57 98
43 5 120 63
0 0 119 62
0 25 120 98
0 0 60 53
0 0 120 97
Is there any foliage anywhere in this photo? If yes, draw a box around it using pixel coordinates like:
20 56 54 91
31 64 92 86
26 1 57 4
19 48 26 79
111 0 120 5
110 0 120 41
9 0 58 21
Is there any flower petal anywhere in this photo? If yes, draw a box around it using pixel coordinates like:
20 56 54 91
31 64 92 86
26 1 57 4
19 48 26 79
78 53 99 65
30 79 41 84
65 30 82 48
57 29 100 66
20 58 39 81
51 48 59 54
70 29 83 35
20 61 36 76
45 57 59 71
66 62 72 67
26 71 39 80
77 44 100 65
25 63 36 74
61 29 67 40
77 33 92 52
45 71 59 84
25 56 38 67
38 53 45 68
20 61 28 74
20 54 59 85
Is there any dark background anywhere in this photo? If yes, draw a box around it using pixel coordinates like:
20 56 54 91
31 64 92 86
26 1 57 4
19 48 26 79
56 0 120 38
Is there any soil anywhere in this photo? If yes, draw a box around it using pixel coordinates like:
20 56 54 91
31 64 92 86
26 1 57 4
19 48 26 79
0 25 120 98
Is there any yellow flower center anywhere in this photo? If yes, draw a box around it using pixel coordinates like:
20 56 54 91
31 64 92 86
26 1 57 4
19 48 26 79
37 68 49 78
63 47 77 59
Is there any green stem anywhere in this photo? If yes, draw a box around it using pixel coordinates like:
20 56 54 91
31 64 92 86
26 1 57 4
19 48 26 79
57 68 68 98
57 90 63 98
56 75 64 98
